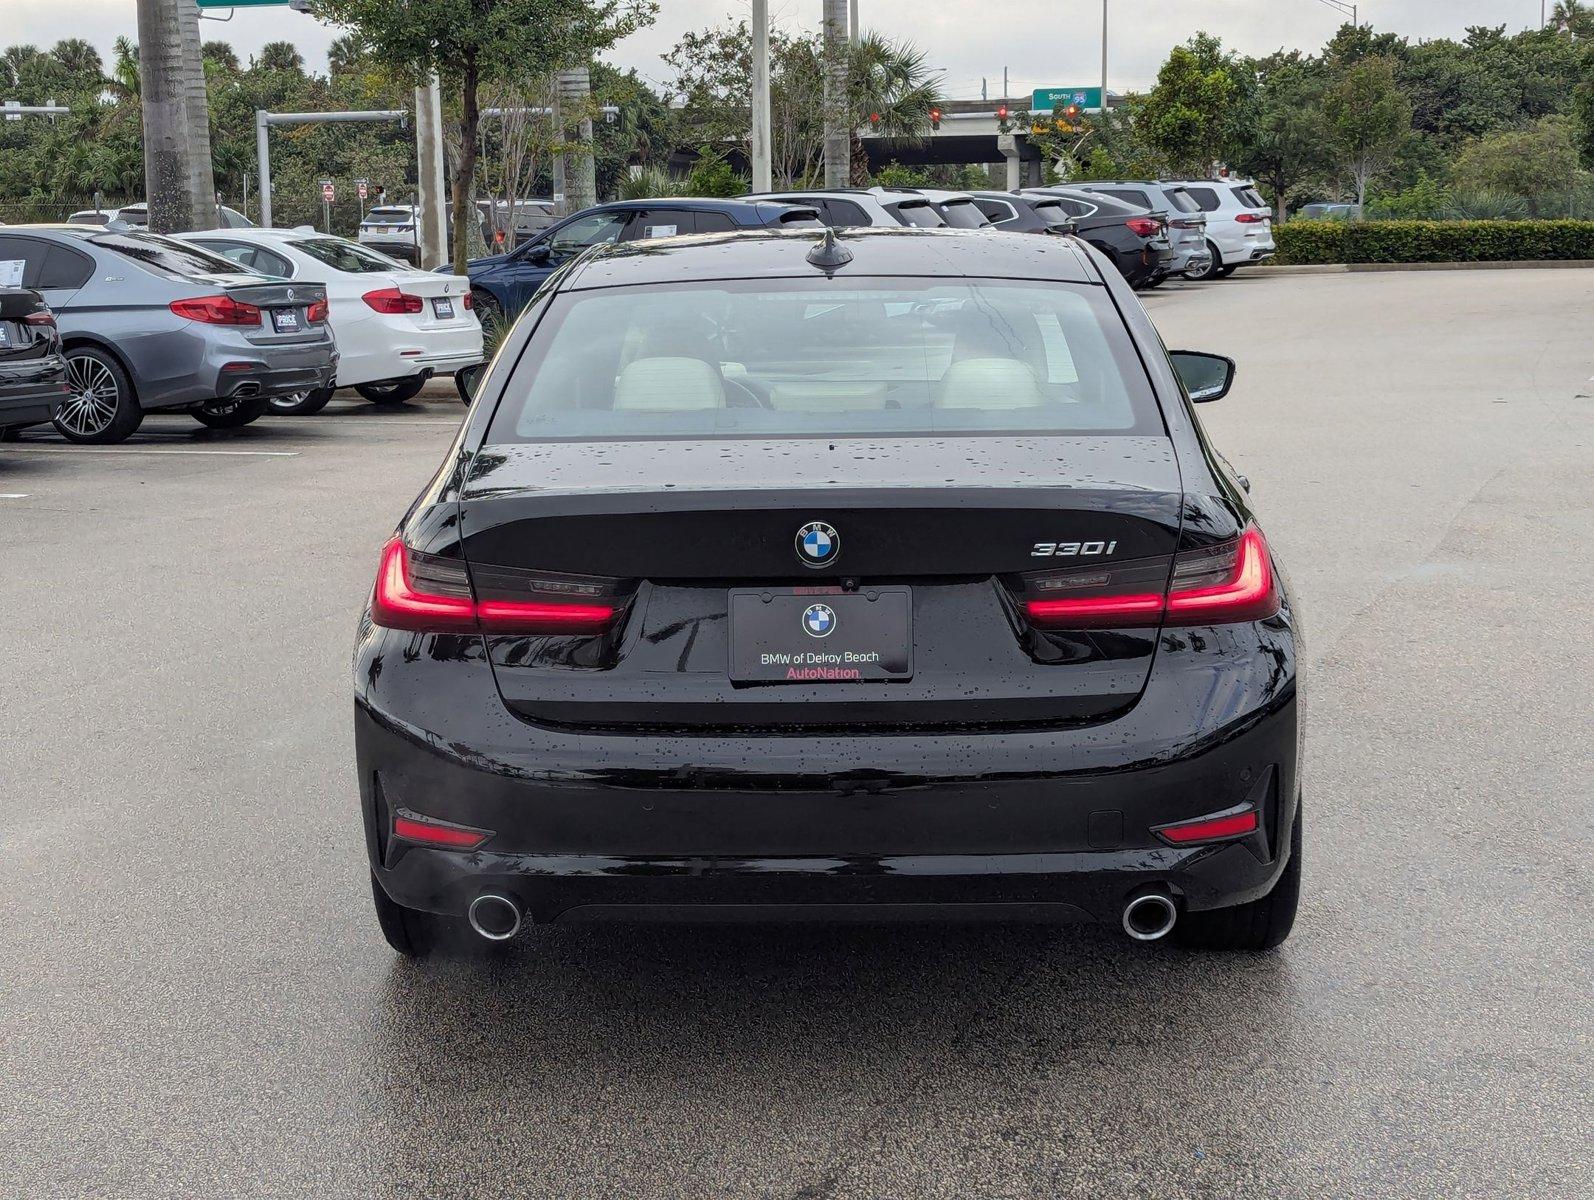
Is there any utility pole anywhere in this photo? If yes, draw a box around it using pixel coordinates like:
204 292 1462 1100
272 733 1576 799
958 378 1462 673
136 0 217 232
822 0 849 187
750 0 772 191
1101 0 1108 122
415 74 448 270
850 0 859 41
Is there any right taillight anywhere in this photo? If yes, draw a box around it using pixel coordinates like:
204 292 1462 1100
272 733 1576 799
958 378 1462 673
23 309 56 328
170 295 262 325
1235 212 1268 224
1022 525 1279 628
362 287 424 314
370 537 623 635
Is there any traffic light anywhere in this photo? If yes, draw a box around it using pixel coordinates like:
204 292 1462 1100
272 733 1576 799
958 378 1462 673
1065 104 1081 121
929 106 942 131
996 104 1009 121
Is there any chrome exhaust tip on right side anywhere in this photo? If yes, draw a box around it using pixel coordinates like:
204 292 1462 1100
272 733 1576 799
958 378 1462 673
1122 890 1178 942
466 893 523 942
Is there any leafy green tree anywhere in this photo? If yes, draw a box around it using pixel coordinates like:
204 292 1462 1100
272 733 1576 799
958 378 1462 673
1234 62 1329 220
1323 56 1412 207
310 0 657 267
684 145 744 197
1452 115 1583 213
1136 33 1254 176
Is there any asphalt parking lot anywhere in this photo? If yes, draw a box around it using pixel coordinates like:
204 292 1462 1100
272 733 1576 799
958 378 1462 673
3 268 1590 1199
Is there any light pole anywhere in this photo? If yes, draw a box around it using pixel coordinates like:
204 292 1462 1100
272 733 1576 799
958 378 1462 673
1101 0 1108 120
751 0 772 190
822 0 849 187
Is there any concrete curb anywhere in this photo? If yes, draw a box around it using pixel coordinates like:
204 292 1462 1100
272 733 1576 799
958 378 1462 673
1258 260 1594 276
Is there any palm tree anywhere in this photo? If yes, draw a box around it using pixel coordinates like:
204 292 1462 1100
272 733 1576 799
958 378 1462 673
846 33 944 185
327 33 365 76
202 41 240 72
1551 1 1594 36
256 42 306 75
110 37 140 99
2 45 43 91
50 38 104 89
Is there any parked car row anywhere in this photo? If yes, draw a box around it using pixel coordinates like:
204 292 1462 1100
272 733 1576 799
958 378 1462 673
0 223 481 443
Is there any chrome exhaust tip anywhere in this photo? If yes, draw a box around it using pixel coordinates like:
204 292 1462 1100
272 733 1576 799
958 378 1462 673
1122 890 1178 942
466 893 522 942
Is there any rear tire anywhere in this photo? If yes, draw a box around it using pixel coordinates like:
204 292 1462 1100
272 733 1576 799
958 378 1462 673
57 346 144 444
1173 799 1302 952
356 376 427 406
268 385 335 416
192 395 268 429
370 870 460 958
1184 240 1223 282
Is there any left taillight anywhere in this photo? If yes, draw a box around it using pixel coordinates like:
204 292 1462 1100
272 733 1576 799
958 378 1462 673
370 537 623 635
170 294 262 325
1022 524 1279 629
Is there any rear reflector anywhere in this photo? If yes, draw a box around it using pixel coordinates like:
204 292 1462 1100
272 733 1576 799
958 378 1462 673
170 295 262 325
392 808 492 850
1022 524 1279 628
371 536 621 635
1154 807 1259 845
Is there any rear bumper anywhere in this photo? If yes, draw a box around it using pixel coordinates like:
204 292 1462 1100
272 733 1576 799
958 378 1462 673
356 607 1302 927
0 362 68 427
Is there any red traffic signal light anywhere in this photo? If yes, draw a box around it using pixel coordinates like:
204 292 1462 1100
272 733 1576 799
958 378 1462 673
996 104 1010 121
1065 104 1080 119
929 106 942 130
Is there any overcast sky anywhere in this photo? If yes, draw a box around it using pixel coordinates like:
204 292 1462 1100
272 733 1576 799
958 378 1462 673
6 1 1557 100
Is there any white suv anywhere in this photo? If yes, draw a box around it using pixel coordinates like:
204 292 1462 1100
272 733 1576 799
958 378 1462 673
750 188 958 230
1170 179 1276 280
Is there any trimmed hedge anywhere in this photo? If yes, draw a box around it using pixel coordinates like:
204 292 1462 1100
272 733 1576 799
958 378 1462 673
1272 219 1594 265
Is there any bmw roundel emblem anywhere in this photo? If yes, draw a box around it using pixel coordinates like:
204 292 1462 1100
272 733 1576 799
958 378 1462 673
796 521 840 568
802 603 836 638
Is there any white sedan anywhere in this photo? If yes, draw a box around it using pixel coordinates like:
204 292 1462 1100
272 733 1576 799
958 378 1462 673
175 228 482 414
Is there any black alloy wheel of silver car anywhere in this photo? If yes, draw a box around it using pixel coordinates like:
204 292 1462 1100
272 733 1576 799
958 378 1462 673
268 385 336 416
191 394 269 429
56 346 144 444
354 377 428 405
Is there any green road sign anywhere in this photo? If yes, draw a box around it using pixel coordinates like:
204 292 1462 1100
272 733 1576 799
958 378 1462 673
1031 87 1104 114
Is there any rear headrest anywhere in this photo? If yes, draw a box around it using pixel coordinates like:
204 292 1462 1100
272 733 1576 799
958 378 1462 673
936 357 1044 409
613 357 725 411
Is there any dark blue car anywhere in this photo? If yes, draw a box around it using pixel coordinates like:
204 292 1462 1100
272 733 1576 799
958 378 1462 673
460 198 822 333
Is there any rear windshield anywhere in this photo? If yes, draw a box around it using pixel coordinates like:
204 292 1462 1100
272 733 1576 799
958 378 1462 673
365 208 413 223
90 232 241 279
487 278 1162 442
1232 186 1266 208
892 202 946 228
292 237 403 272
1166 189 1200 213
937 200 990 229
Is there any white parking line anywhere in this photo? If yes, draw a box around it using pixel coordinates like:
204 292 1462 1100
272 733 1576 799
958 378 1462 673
0 493 29 499
1 447 299 457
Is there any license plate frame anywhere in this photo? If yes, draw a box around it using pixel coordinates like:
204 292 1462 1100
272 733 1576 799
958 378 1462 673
431 297 455 319
270 308 300 333
728 587 913 684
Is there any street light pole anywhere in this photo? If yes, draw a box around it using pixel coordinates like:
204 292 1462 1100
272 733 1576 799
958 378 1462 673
1101 0 1108 119
751 0 772 191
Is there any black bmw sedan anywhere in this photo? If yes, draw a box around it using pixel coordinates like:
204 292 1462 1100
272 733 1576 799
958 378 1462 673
356 227 1302 956
0 287 68 436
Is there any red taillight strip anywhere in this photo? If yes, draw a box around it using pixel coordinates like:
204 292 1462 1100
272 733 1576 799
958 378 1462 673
1023 524 1279 629
476 599 618 632
1165 526 1278 624
371 537 619 635
1154 807 1259 846
1024 592 1164 627
371 537 477 633
392 809 492 850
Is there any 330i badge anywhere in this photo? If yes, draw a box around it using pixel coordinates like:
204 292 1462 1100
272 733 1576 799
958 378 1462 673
355 227 1301 957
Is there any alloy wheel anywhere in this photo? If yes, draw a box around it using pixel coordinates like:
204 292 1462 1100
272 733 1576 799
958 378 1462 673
59 357 121 438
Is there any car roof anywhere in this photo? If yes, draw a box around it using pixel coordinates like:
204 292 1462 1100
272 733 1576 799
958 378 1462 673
560 227 1097 292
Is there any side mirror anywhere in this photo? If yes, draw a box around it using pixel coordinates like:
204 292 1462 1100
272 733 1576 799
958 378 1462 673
520 243 552 264
1170 350 1236 403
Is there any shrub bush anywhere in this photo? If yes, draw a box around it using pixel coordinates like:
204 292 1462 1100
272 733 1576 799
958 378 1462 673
1273 219 1594 265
